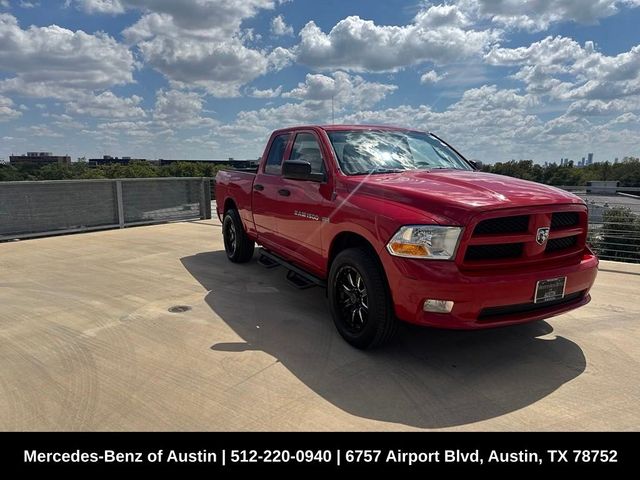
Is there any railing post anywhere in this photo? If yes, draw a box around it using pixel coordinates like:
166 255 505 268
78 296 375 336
200 177 212 220
116 180 125 228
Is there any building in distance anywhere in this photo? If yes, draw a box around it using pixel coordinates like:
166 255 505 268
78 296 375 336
157 158 260 169
9 152 71 167
87 155 149 166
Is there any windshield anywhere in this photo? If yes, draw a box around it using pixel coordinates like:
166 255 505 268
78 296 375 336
327 129 472 175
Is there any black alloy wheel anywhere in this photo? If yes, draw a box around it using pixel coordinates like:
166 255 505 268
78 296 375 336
335 265 369 333
328 247 397 349
222 209 255 263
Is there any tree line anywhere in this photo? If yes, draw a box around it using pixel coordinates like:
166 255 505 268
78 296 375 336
480 158 640 186
2 157 640 185
0 160 226 182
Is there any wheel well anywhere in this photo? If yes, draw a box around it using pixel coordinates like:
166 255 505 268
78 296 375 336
328 232 379 270
327 231 393 304
223 198 237 214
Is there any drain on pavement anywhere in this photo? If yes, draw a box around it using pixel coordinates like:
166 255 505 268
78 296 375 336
168 305 192 313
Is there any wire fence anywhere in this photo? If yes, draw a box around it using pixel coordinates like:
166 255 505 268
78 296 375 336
559 187 640 263
0 177 212 241
2 177 639 264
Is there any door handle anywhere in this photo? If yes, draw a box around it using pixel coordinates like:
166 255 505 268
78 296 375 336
254 184 264 191
278 189 291 197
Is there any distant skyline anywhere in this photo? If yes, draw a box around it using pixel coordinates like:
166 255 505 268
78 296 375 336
1 1 640 164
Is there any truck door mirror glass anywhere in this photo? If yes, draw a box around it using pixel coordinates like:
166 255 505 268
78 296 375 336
282 161 324 182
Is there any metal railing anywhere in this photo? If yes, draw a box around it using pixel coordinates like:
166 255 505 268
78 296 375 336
558 187 640 264
0 177 212 241
2 176 638 263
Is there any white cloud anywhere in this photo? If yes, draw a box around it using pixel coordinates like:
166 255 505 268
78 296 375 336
270 14 293 36
120 1 281 97
283 71 397 109
340 85 546 159
415 4 471 28
75 0 274 30
457 0 640 31
16 124 64 137
420 70 446 84
0 95 22 121
485 36 589 67
335 81 640 162
216 72 397 151
0 14 135 97
486 36 640 104
0 1 9 8
95 120 158 142
567 99 627 116
126 0 274 32
267 46 295 70
153 89 217 126
19 1 39 8
72 0 125 14
294 7 499 72
610 112 639 124
65 91 146 118
226 102 330 140
248 86 282 98
135 36 269 97
43 112 87 130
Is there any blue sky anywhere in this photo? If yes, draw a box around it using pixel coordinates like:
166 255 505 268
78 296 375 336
1 0 639 164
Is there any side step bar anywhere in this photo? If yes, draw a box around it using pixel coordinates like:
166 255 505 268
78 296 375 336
258 249 326 289
257 254 280 269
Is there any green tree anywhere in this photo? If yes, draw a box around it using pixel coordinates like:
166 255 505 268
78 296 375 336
36 163 75 180
480 158 640 187
590 207 640 263
0 164 27 181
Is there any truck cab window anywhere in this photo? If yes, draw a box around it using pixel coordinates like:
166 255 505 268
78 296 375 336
290 133 325 175
264 134 290 175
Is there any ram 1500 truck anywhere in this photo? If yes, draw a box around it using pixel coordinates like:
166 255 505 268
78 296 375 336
215 125 598 349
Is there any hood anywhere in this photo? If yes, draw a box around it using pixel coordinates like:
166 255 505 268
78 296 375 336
344 170 584 223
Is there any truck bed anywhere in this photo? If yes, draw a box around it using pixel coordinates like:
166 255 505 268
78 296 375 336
215 169 256 228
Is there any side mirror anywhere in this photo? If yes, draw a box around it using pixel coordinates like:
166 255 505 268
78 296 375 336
467 160 480 170
282 160 324 181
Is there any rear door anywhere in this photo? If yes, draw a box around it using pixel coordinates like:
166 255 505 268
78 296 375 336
276 131 334 275
252 132 291 247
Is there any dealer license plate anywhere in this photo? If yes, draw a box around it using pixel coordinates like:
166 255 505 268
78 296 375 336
534 277 566 303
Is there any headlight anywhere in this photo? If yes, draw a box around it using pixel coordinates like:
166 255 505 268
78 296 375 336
386 225 462 260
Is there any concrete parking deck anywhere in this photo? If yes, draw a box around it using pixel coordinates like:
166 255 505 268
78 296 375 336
1 219 638 431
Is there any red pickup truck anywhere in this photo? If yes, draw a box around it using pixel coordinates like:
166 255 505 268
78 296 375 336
215 125 598 348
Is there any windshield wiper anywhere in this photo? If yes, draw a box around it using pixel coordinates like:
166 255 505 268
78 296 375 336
413 163 454 171
359 168 406 175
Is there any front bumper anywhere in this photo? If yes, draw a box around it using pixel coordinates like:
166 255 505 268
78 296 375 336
381 247 598 329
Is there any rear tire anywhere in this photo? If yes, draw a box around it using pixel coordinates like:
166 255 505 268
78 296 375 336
222 209 255 263
328 248 397 349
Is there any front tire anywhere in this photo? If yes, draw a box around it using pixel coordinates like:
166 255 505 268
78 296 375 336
222 209 255 263
328 248 397 349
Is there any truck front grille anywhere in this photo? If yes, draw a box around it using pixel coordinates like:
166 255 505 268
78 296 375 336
551 212 579 229
474 215 529 235
465 243 523 261
461 207 587 266
545 235 578 253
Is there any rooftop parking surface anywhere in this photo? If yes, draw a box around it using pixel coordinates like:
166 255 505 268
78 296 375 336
0 219 638 431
